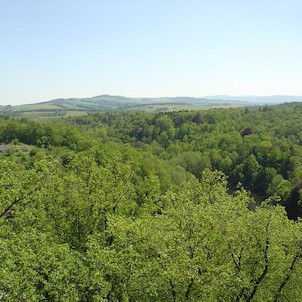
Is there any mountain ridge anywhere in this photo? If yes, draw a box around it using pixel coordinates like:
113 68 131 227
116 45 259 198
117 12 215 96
14 94 302 107
1 94 302 119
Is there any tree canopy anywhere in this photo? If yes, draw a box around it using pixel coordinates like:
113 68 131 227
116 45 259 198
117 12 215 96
1 103 302 300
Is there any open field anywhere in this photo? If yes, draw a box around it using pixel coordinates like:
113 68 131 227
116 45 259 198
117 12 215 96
0 95 252 119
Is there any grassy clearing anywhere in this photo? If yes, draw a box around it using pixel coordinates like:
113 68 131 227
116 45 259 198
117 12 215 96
65 111 87 117
15 104 63 111
133 104 210 112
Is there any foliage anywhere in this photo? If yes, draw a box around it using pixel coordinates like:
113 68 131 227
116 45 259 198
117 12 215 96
0 103 302 300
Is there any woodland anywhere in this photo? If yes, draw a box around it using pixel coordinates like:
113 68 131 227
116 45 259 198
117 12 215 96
1 102 302 301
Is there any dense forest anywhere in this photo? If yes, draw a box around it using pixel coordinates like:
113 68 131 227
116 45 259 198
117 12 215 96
1 102 302 301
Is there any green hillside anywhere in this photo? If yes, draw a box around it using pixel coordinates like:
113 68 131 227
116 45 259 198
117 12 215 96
0 95 250 119
3 94 301 119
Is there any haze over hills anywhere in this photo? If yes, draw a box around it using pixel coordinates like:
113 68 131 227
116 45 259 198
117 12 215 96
205 95 302 104
44 95 250 109
1 94 302 119
10 94 302 107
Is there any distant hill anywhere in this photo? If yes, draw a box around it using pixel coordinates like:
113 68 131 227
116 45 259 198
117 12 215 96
1 94 301 119
205 95 302 104
43 95 250 110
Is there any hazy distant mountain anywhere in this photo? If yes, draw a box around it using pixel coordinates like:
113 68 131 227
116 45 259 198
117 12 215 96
205 95 302 104
1 94 302 119
38 94 302 109
42 95 250 110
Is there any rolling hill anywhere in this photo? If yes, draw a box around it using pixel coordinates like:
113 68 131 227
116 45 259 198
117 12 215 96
1 94 301 119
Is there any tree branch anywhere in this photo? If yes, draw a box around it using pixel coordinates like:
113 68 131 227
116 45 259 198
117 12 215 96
273 252 301 302
0 178 47 219
245 222 270 302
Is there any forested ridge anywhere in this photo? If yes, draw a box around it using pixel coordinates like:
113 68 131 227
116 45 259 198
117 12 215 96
1 103 302 301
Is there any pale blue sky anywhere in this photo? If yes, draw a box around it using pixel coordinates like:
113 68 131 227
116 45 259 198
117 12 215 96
1 0 301 105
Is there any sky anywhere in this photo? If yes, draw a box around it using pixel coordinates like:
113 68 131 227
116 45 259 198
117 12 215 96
0 0 302 105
